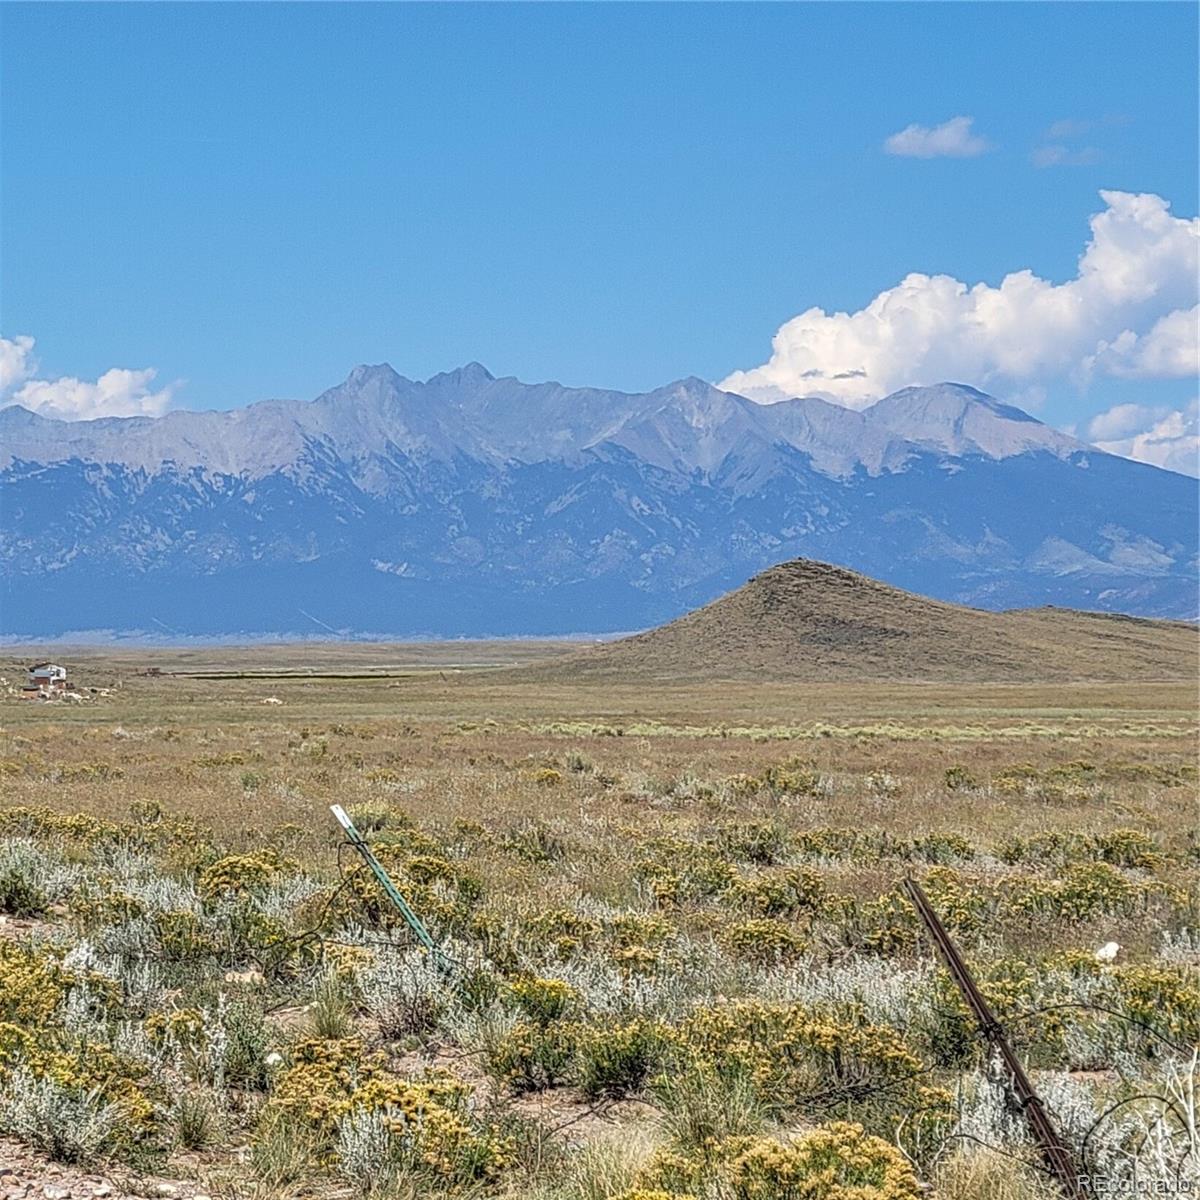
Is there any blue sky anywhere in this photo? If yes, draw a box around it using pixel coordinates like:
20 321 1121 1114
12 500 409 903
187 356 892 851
1 2 1196 468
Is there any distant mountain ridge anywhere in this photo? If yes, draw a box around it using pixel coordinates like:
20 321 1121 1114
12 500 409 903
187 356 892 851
1 366 1195 636
0 368 1083 481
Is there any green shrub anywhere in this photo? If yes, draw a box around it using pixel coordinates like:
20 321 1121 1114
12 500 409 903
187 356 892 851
943 766 979 792
723 918 806 964
510 976 578 1024
0 869 46 918
715 821 789 865
501 819 565 863
577 1020 667 1099
486 1020 577 1093
732 867 824 917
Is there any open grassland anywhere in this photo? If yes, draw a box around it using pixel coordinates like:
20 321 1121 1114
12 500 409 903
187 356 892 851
0 648 1197 1199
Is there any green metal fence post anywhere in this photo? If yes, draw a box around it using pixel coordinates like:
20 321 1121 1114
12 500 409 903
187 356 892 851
330 804 450 971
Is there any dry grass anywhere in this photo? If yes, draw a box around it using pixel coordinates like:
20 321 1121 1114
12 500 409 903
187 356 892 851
0 646 1196 1198
931 1152 1059 1200
3 650 1194 854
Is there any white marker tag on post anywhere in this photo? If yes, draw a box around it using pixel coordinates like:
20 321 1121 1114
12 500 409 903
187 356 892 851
330 804 353 832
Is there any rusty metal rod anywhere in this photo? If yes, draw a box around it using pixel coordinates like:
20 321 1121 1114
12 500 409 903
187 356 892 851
902 877 1086 1199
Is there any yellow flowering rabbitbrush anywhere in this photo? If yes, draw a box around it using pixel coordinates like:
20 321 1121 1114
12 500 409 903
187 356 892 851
637 1122 920 1199
672 1000 924 1116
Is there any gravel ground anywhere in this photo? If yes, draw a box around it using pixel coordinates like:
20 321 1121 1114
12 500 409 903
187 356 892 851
0 1144 212 1200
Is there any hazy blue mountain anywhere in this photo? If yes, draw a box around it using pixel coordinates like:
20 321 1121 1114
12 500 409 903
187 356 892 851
1 366 1195 636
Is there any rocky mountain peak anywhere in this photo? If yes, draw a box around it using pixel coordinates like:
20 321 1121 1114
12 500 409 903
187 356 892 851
345 362 404 387
426 362 496 390
863 381 1081 459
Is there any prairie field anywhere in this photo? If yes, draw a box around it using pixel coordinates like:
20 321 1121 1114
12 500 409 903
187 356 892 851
0 646 1197 1199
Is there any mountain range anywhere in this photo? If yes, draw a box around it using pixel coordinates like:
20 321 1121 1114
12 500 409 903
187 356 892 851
1 364 1195 636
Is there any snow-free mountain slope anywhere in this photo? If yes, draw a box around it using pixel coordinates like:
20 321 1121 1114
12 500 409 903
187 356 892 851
0 371 1086 478
537 559 1197 682
862 383 1083 460
1 366 1195 635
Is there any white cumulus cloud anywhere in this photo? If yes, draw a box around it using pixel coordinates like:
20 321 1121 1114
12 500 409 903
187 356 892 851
1031 144 1102 168
1087 399 1199 477
1047 118 1098 140
719 190 1200 408
883 115 991 159
1032 116 1125 168
1089 306 1200 379
0 334 36 391
0 335 177 419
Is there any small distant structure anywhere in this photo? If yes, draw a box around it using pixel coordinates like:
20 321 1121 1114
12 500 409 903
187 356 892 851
23 662 68 698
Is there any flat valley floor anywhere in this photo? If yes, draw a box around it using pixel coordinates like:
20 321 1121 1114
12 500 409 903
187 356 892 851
0 645 1196 1199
